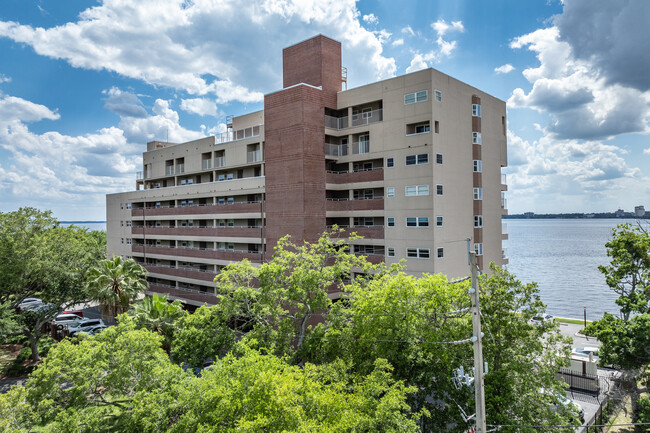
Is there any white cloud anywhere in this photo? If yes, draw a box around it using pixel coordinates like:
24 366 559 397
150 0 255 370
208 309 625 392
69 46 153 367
401 25 415 36
0 92 208 218
494 64 515 74
644 148 650 155
0 74 10 83
392 38 404 47
362 13 378 25
0 0 397 99
405 53 432 74
431 19 464 37
180 98 218 117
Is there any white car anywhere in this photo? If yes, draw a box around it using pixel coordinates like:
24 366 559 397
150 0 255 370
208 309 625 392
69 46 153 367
572 346 599 361
529 314 555 326
53 314 85 329
17 298 43 310
68 318 105 337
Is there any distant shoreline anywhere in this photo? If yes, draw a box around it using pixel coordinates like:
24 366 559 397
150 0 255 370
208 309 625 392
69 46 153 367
504 214 647 219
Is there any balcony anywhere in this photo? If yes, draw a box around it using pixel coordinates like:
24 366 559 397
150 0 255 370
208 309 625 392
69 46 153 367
166 166 174 176
202 159 212 170
352 140 370 155
144 264 216 282
502 222 508 240
501 173 508 191
324 109 383 130
132 244 263 263
136 171 143 180
326 197 384 212
215 125 262 144
330 225 384 240
325 143 348 157
132 226 217 237
176 164 185 174
326 168 383 184
354 253 384 265
148 283 217 305
215 156 226 168
131 201 263 218
247 150 261 163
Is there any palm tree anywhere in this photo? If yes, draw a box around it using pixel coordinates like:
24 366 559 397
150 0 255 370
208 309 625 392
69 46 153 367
86 256 148 319
128 293 185 349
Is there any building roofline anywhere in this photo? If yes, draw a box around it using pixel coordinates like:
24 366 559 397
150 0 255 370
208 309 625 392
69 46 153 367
264 82 323 97
282 34 339 50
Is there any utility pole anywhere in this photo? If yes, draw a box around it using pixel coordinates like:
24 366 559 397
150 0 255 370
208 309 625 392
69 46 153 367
469 251 487 433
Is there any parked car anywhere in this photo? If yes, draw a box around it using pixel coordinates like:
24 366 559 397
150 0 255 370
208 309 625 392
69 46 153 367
62 310 84 318
529 314 555 326
17 298 43 310
53 313 85 329
572 346 600 361
68 318 105 337
552 394 585 424
77 324 107 337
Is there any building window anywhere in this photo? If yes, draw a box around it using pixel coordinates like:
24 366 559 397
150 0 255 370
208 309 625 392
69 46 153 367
387 217 395 227
437 247 444 258
227 197 235 205
406 185 429 196
472 132 482 144
473 160 482 172
386 187 395 198
120 203 124 210
474 215 483 228
436 216 443 227
218 197 225 205
472 104 481 117
406 217 429 227
436 153 443 164
126 203 132 209
387 247 395 257
126 221 132 227
407 121 431 135
404 90 428 104
407 248 430 259
473 188 483 200
126 238 132 245
434 89 442 102
386 157 394 168
434 120 440 133
474 243 483 256
358 135 370 154
436 184 443 195
406 153 429 165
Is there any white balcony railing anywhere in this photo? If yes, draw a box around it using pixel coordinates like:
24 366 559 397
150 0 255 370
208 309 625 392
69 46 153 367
166 166 174 176
202 159 212 170
214 157 225 168
501 198 508 209
247 150 261 163
215 125 262 144
325 143 349 157
325 109 383 130
136 171 143 180
501 173 507 185
502 222 508 235
176 164 185 174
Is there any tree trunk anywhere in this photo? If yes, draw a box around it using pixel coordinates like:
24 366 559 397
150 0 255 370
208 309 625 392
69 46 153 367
29 332 41 363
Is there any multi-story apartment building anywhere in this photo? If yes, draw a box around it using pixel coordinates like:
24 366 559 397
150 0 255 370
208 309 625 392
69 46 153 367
107 35 508 306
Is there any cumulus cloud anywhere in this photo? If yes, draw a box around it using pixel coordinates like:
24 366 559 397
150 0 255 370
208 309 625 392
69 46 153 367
401 25 415 36
0 0 397 99
180 98 218 117
392 38 404 47
0 92 206 218
508 4 650 141
0 74 10 83
103 87 148 118
494 64 515 74
431 19 464 36
362 13 378 25
404 20 464 73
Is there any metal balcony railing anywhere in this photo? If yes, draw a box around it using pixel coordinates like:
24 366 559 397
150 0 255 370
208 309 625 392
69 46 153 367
247 150 261 163
215 125 262 144
166 166 174 175
202 159 212 170
176 164 185 174
214 157 225 168
325 109 383 130
136 171 143 180
325 143 349 157
501 173 507 184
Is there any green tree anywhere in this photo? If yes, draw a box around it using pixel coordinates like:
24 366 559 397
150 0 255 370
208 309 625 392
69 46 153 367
213 229 383 359
171 304 236 368
0 208 106 360
599 223 650 320
86 256 148 319
128 293 186 351
587 313 650 370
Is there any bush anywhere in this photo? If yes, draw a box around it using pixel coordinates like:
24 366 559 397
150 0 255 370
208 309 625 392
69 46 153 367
582 313 615 337
637 396 650 424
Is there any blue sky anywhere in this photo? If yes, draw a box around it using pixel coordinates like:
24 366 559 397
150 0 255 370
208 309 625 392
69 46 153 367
1 0 649 220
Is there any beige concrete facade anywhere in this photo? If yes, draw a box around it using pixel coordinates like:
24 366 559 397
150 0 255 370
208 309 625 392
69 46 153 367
106 35 508 305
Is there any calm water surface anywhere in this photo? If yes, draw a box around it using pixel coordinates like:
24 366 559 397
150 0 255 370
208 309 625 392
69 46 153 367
504 219 637 320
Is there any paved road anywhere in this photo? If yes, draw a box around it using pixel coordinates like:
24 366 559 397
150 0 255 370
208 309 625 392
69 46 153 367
0 378 26 394
558 322 601 350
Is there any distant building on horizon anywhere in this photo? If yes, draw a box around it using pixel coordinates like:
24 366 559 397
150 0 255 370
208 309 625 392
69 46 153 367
635 205 645 217
615 209 625 218
105 34 508 306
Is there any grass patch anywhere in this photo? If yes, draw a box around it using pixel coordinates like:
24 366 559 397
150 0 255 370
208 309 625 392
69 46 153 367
555 317 593 325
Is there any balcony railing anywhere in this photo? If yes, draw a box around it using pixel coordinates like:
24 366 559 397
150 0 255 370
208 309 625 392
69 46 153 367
166 166 174 176
176 164 185 174
502 248 508 260
136 171 143 180
202 159 212 170
214 156 225 168
325 143 348 157
501 198 508 209
501 173 507 185
502 223 508 235
325 109 383 130
247 150 261 163
326 167 383 184
326 197 384 212
352 140 370 155
215 125 262 144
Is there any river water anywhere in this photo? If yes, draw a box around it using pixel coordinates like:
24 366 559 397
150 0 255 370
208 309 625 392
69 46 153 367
504 218 640 320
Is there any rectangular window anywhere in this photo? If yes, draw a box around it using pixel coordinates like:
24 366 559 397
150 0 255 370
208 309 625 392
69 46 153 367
386 157 394 168
437 247 444 258
472 104 481 117
434 90 442 102
407 217 430 227
406 153 429 165
359 135 370 154
406 185 429 196
227 197 235 205
436 153 443 164
474 243 483 256
218 197 225 205
126 221 132 227
474 215 483 228
472 132 482 144
386 187 395 198
218 174 225 181
436 216 443 227
436 184 443 195
404 90 428 104
387 247 395 257
126 203 132 209
126 238 132 245
387 217 395 227
415 123 430 134
473 188 483 200
434 120 440 133
407 248 430 259
473 160 482 172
